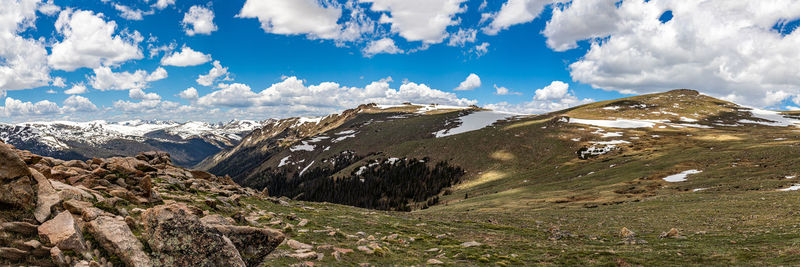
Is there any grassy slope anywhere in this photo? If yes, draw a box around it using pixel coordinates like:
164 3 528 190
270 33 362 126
200 90 800 265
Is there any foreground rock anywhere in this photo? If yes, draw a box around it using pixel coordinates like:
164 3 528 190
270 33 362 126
210 224 285 266
88 216 153 267
142 203 247 267
0 143 36 210
38 211 86 252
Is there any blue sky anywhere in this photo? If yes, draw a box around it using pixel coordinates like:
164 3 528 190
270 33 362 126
1 0 800 122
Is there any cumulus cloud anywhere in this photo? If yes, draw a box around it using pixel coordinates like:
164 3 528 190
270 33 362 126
51 77 66 87
64 83 88 94
363 38 404 57
113 4 152 20
447 28 477 47
196 61 230 86
494 84 521 95
129 88 161 100
454 73 481 91
182 5 217 36
363 0 467 44
471 42 490 57
179 87 199 100
89 66 167 91
546 0 800 107
534 80 568 100
49 9 143 71
483 0 552 35
38 0 60 15
0 0 52 90
238 0 342 39
62 95 97 112
160 46 212 67
196 76 477 110
487 81 592 114
2 97 60 117
152 0 175 10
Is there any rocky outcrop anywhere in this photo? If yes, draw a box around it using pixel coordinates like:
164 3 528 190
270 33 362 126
88 216 152 267
1 146 286 267
0 142 36 210
141 203 246 267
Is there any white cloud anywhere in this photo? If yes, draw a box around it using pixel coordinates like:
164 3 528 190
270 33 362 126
182 5 217 36
89 66 168 91
483 0 552 35
49 9 143 71
38 0 60 16
152 0 175 10
0 0 52 90
62 95 97 112
179 87 199 100
471 42 489 57
196 76 477 110
113 4 152 21
534 80 568 100
454 73 481 91
129 88 161 100
494 84 521 95
447 28 477 47
113 99 179 113
363 38 404 57
160 46 212 67
147 42 176 58
362 0 467 44
2 97 60 117
64 83 88 94
547 0 800 107
487 81 592 114
196 60 230 86
51 77 66 87
238 0 342 39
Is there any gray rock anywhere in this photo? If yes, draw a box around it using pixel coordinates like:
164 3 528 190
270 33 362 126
88 216 153 267
209 224 284 266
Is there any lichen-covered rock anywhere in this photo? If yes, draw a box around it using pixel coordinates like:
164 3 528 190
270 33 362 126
209 224 284 266
105 157 154 175
38 211 87 252
141 203 246 267
88 216 153 267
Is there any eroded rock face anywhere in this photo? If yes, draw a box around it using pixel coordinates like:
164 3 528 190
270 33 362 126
0 143 36 210
88 216 153 267
38 211 86 252
141 203 246 267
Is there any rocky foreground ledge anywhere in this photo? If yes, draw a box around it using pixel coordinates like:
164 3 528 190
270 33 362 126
0 140 285 267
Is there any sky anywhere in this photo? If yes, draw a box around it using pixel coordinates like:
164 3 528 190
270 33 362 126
1 0 800 123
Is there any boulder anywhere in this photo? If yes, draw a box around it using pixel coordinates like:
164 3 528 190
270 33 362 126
63 199 93 215
64 160 90 170
51 180 94 201
0 144 35 210
200 214 236 226
38 211 87 252
141 203 246 267
209 224 285 266
88 216 153 267
50 247 68 267
31 168 62 223
287 239 313 250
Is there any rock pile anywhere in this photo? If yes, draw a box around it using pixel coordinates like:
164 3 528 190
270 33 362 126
0 141 284 266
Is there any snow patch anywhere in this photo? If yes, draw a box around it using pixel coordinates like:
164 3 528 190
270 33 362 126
739 108 800 127
278 156 291 167
435 111 518 138
662 169 702 182
567 118 664 128
290 141 315 151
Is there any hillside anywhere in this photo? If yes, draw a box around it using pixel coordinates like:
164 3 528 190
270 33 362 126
4 89 800 266
0 120 264 167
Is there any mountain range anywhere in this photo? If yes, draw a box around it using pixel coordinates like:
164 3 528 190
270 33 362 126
0 119 265 167
4 89 800 265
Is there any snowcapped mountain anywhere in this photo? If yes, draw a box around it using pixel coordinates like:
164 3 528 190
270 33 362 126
0 119 266 167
